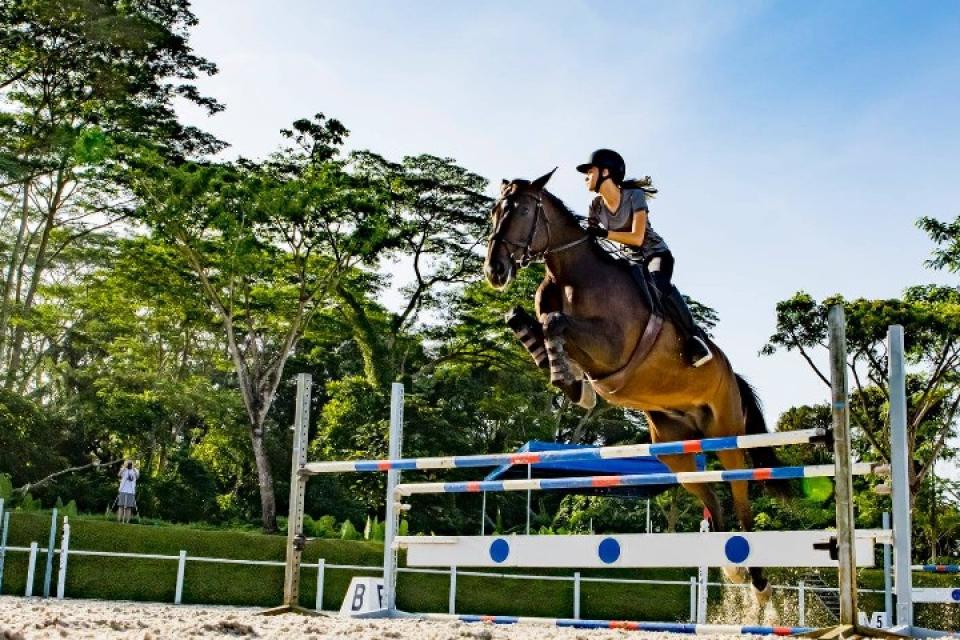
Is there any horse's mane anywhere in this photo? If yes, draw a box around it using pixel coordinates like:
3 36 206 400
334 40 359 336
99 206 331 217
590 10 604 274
507 179 635 268
540 188 626 268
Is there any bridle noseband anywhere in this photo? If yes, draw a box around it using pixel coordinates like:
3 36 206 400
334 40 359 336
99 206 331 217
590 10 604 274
490 190 588 268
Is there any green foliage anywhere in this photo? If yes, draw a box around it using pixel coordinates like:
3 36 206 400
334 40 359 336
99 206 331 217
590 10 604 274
917 214 960 272
339 519 361 540
364 516 386 541
19 494 39 511
138 452 220 523
303 515 338 539
0 474 11 501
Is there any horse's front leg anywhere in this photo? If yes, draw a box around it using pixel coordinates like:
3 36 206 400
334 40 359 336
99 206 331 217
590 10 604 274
541 311 624 386
505 306 549 370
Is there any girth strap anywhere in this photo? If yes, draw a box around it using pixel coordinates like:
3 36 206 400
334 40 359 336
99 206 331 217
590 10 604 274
588 313 664 395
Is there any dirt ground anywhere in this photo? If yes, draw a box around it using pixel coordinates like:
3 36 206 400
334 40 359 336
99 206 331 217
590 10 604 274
0 596 774 640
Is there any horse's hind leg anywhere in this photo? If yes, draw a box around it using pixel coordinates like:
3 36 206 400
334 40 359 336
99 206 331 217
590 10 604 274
648 412 726 532
717 448 771 605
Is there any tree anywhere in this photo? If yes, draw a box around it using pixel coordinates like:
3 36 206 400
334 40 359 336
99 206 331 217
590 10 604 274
763 291 960 507
129 115 393 531
0 0 223 392
334 151 492 388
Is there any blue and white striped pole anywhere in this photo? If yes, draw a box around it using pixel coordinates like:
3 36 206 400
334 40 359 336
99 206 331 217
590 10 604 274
303 429 828 475
394 463 881 497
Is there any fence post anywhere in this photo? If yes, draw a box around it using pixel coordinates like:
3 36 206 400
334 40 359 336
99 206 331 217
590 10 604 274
43 508 58 597
525 464 532 535
282 373 312 609
882 511 893 625
888 325 913 628
174 550 186 604
827 305 858 625
573 571 581 619
448 566 457 614
57 517 70 599
25 542 38 596
314 560 325 611
689 576 697 622
696 517 709 623
798 580 805 626
480 492 486 535
0 510 9 595
382 382 404 612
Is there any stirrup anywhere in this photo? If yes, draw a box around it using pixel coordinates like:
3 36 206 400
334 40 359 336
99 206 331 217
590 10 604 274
690 336 713 368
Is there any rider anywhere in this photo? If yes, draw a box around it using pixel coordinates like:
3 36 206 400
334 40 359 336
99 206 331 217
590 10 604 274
576 149 713 367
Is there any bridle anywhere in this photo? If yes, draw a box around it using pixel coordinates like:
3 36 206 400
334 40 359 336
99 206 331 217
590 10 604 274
489 190 588 267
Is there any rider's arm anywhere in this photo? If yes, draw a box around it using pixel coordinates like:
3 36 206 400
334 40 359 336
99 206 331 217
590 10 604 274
607 208 647 247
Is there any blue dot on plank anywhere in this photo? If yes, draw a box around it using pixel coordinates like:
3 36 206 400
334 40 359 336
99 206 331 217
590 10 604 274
952 589 960 602
598 537 621 564
489 538 510 563
724 535 751 563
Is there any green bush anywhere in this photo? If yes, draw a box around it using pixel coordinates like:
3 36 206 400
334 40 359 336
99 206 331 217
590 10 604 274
0 474 11 502
340 519 361 540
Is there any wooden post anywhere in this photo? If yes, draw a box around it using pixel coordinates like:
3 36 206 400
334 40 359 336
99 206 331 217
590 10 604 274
282 373 312 610
382 382 404 612
828 305 858 625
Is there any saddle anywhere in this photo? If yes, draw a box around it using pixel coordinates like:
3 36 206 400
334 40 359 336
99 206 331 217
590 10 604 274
599 247 664 317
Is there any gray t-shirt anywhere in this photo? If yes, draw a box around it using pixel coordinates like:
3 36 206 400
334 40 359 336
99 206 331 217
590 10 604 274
588 188 669 261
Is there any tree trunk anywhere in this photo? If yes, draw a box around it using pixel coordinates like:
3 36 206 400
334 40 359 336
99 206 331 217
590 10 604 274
250 422 277 532
6 171 65 390
0 182 31 364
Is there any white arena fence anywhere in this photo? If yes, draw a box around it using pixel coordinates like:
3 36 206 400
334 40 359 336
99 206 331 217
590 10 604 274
0 515 892 628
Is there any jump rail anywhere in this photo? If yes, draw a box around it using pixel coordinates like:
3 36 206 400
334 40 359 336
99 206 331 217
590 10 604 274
301 428 828 475
913 565 960 574
393 462 885 497
420 613 812 636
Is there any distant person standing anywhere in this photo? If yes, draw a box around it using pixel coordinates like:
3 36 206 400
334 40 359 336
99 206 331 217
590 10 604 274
116 461 139 524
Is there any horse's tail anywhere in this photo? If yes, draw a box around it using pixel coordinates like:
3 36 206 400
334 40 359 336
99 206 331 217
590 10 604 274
735 373 792 499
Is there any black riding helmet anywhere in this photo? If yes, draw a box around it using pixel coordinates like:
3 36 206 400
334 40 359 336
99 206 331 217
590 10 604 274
576 149 625 192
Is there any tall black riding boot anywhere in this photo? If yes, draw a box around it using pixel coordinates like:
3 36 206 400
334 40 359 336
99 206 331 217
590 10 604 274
662 287 713 368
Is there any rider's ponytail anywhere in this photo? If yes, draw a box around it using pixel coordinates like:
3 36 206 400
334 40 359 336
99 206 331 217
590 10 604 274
620 176 657 198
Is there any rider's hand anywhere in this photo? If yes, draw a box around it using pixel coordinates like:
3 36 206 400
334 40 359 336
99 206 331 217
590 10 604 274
585 220 608 238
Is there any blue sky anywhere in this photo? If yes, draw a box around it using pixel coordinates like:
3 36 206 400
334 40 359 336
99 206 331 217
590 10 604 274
180 1 960 469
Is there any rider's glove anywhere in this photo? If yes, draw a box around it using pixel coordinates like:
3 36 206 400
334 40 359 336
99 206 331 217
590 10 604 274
585 220 608 238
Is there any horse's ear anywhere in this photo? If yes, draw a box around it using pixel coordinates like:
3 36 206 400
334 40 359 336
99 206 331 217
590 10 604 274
531 167 557 191
500 179 511 195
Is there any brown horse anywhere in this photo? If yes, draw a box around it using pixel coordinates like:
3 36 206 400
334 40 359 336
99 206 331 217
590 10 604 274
484 170 782 604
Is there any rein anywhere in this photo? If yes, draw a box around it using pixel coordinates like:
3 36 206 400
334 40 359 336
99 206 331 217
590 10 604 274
492 192 589 267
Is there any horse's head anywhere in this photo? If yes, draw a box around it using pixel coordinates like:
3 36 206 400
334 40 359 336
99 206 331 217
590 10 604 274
484 168 556 289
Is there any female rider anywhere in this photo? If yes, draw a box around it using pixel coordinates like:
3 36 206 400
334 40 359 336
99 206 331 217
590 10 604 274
576 149 712 367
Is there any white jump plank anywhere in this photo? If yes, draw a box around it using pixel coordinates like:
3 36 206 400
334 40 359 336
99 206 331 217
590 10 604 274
396 530 883 569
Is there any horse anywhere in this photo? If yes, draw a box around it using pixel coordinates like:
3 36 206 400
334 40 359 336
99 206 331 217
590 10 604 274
484 170 783 605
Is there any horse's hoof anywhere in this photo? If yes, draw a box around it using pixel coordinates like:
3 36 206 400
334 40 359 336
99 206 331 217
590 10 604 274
753 581 773 609
576 381 596 409
723 566 749 584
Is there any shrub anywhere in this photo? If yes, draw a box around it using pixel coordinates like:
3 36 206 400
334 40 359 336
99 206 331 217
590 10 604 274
340 519 361 540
